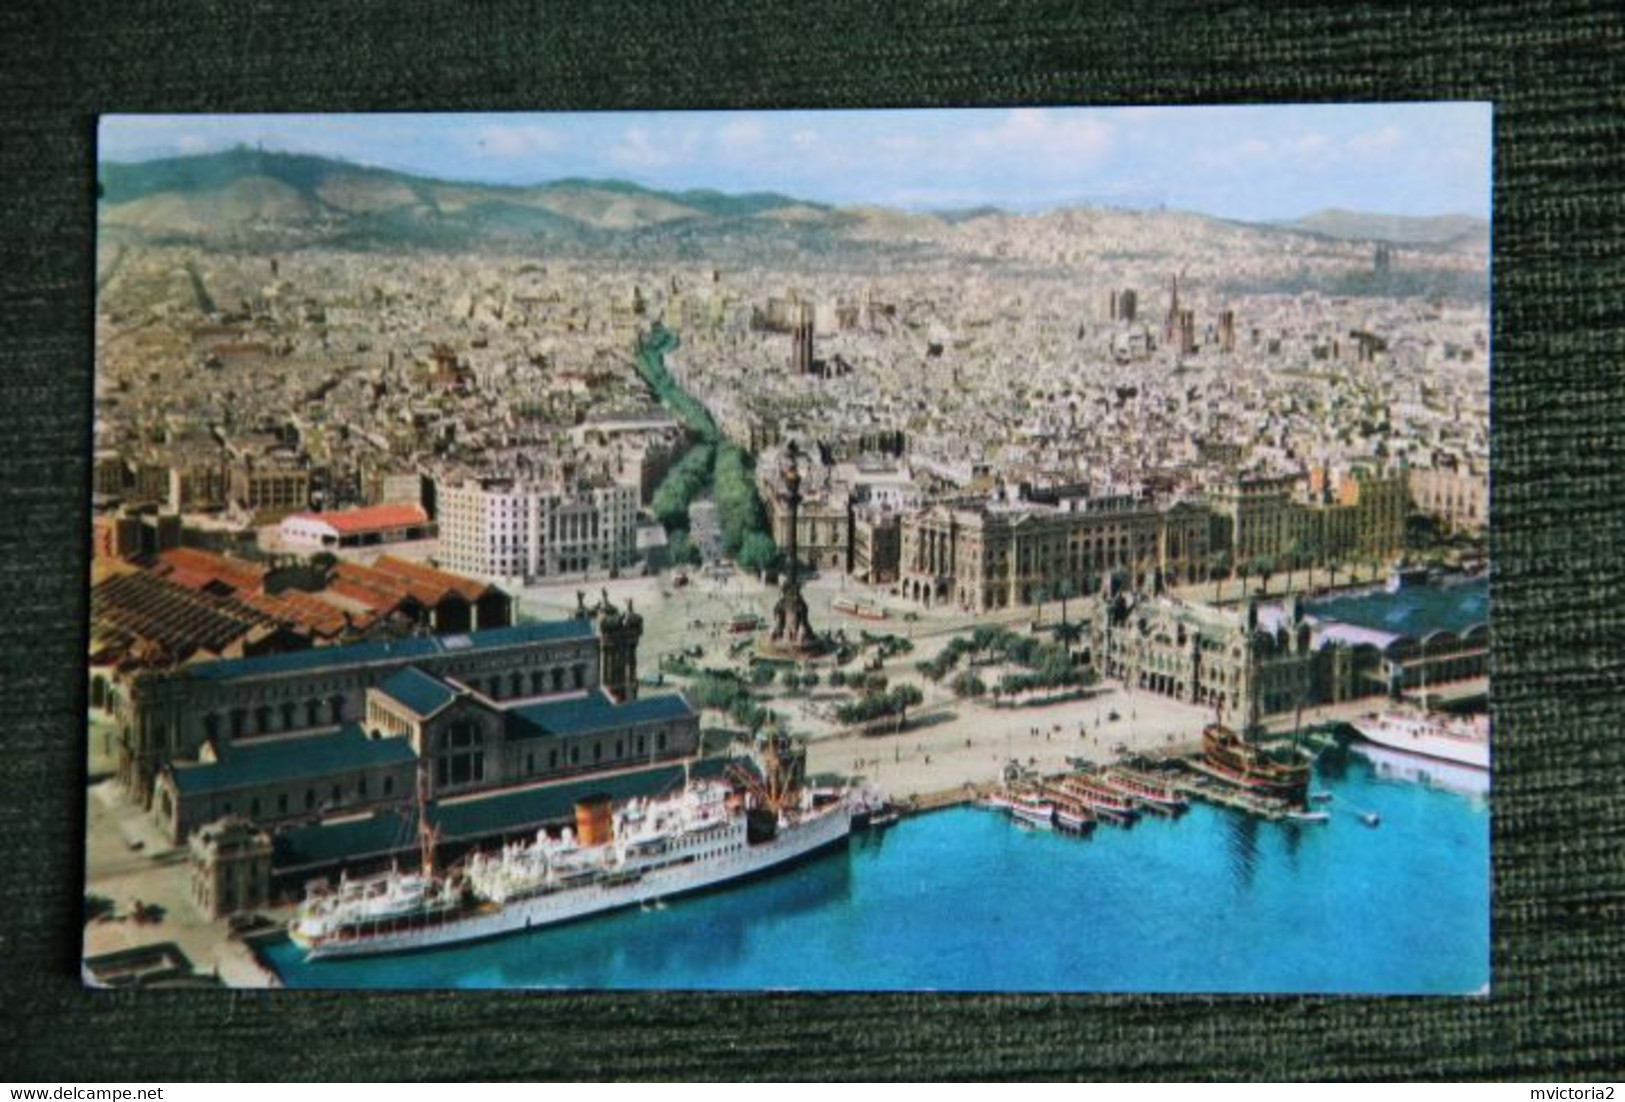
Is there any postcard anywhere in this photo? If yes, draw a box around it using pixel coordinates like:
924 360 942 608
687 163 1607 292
84 105 1490 992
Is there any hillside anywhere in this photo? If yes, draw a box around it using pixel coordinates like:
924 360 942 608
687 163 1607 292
96 148 834 253
1284 208 1489 249
96 149 1488 297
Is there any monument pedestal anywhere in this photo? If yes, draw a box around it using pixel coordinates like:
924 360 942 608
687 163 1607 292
760 440 826 660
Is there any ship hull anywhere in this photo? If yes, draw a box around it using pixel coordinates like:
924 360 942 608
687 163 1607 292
1009 803 1054 829
1052 808 1096 835
300 805 852 960
1200 725 1311 806
1351 741 1490 797
1349 714 1489 771
1054 782 1139 824
1101 776 1188 814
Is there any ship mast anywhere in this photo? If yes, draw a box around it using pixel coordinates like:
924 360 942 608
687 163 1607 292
417 756 439 879
727 723 804 815
1419 636 1429 712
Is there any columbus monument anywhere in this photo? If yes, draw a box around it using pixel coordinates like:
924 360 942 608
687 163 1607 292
764 440 822 656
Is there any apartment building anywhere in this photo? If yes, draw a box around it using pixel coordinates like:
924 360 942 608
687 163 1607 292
436 474 639 584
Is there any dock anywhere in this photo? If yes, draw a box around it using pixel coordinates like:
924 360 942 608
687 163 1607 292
898 738 1327 827
899 783 992 816
1164 762 1296 821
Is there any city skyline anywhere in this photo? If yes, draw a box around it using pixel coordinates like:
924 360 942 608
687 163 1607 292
87 102 1490 994
100 104 1491 224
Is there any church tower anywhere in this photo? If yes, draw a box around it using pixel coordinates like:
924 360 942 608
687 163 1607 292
791 301 814 376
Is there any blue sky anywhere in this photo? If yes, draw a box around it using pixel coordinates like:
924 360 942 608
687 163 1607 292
100 105 1491 223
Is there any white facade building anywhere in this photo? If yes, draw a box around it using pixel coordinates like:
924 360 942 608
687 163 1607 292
436 476 639 584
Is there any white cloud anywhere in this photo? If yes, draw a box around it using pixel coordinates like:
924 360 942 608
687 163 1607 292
1194 137 1271 171
968 109 1113 165
1349 124 1404 154
717 119 765 150
875 134 925 153
1113 105 1245 123
1291 131 1330 154
476 123 563 158
1197 131 1340 172
608 126 670 170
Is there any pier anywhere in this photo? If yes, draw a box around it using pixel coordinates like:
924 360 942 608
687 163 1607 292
1163 763 1296 821
900 783 992 815
970 730 1331 828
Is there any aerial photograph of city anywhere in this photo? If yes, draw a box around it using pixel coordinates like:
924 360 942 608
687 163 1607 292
83 105 1491 993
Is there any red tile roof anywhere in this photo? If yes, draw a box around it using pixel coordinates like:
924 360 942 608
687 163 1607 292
371 554 494 602
92 567 285 665
239 589 351 639
327 573 411 613
154 548 267 595
288 503 429 536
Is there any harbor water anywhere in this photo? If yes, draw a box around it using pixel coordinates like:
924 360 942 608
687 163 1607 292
262 751 1488 993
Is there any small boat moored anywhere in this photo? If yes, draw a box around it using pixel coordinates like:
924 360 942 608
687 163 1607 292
1007 791 1056 830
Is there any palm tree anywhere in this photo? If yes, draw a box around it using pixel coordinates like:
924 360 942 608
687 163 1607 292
1210 550 1231 600
1056 578 1076 629
891 684 924 732
1283 538 1304 591
1253 554 1276 595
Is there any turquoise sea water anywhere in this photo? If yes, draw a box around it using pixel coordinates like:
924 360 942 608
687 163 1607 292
262 752 1488 993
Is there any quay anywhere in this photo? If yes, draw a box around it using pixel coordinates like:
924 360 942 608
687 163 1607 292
898 783 992 816
1163 763 1295 821
972 724 1338 828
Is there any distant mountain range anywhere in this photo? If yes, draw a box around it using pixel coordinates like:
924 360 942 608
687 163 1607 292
1281 208 1489 249
97 147 1489 257
97 147 854 253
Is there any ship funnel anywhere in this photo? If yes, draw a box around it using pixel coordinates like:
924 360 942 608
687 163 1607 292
575 795 615 846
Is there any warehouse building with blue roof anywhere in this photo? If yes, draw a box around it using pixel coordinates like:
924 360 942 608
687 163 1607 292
137 596 689 844
121 618 604 805
156 724 420 843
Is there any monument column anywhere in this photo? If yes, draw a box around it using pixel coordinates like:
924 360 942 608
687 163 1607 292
767 441 820 654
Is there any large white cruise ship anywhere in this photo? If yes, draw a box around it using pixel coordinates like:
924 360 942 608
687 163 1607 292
289 753 852 960
1348 710 1490 771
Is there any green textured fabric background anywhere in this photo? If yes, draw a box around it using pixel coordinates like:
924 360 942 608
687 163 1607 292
4 0 1623 1081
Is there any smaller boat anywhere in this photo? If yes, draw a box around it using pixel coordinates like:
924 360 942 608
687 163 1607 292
1102 766 1190 814
1049 797 1097 836
1053 775 1139 825
850 788 900 830
1286 809 1330 824
858 804 901 830
1006 790 1055 830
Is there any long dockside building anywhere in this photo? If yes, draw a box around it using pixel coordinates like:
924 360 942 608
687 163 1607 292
119 596 695 843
